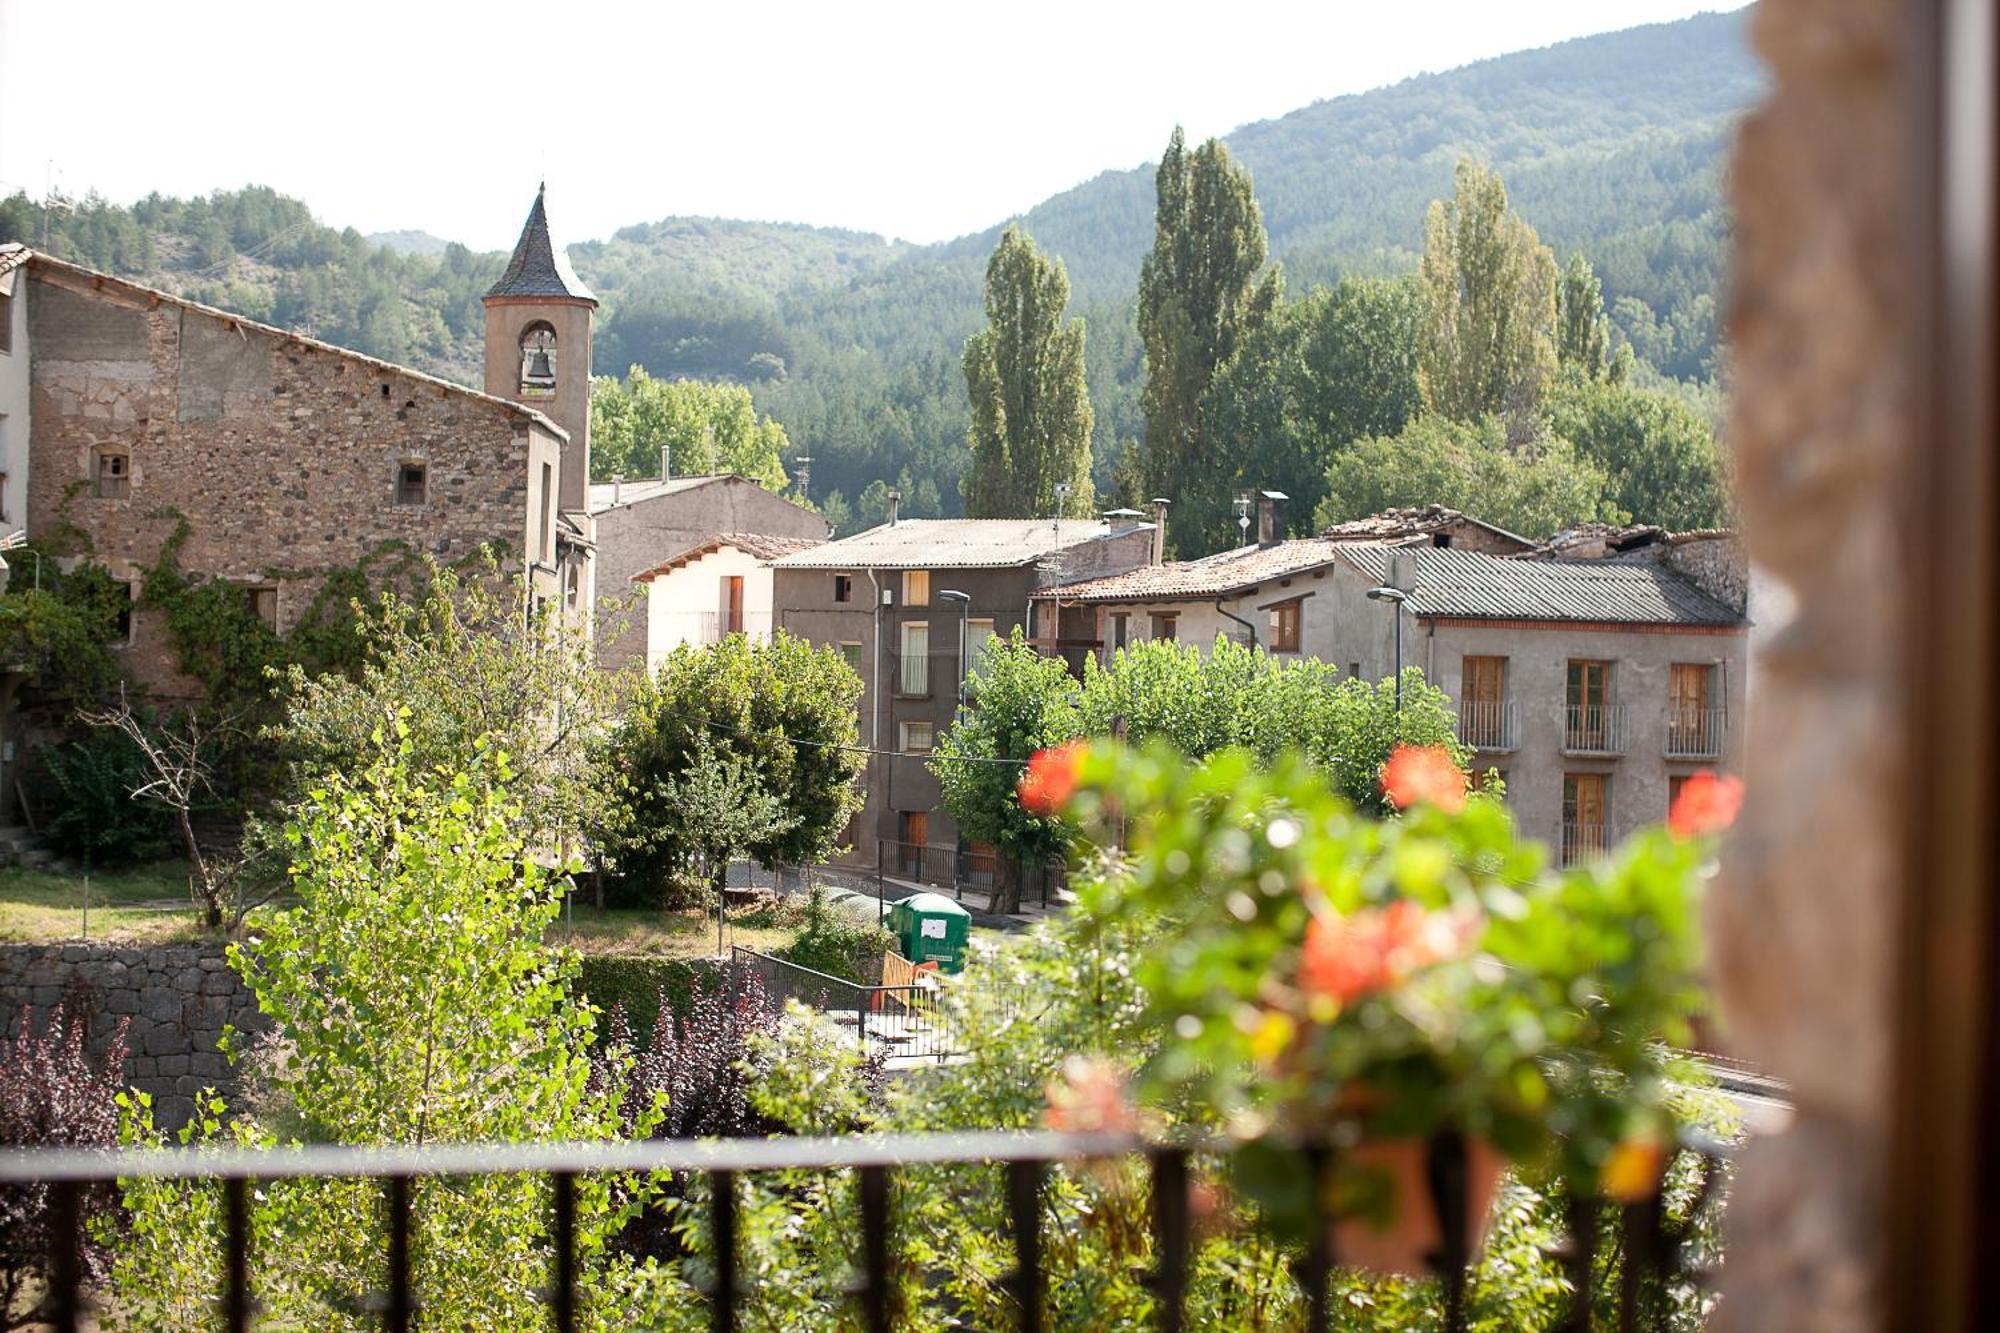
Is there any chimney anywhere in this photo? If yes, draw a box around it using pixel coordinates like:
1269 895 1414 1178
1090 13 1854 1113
612 473 624 505
887 488 902 527
1257 490 1289 548
660 445 671 483
1150 498 1170 566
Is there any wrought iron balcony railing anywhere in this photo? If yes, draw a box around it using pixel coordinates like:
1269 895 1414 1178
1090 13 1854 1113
0 1126 1726 1333
1563 704 1626 755
1456 700 1517 751
1562 822 1609 866
1665 706 1728 760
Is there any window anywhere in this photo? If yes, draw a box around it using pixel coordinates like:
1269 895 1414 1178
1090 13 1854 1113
1150 612 1178 642
1111 612 1129 651
902 570 930 607
565 561 581 611
899 621 930 696
1669 773 1690 816
1461 655 1510 748
1349 662 1361 679
1269 598 1302 652
0 288 11 354
539 462 554 560
397 461 427 507
834 574 854 604
518 321 557 396
0 469 8 523
94 448 130 500
838 641 863 673
1565 659 1616 751
245 585 278 631
900 721 934 753
111 580 134 646
1667 663 1721 757
722 575 745 635
1562 773 1608 865
967 617 997 666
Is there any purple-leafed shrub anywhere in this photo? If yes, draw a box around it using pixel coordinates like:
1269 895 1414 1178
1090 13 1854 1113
0 1005 129 1329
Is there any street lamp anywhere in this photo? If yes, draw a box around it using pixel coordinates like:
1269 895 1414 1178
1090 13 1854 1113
940 590 972 711
1367 585 1409 713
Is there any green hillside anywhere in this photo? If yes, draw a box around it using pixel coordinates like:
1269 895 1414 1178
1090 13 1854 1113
0 9 1759 525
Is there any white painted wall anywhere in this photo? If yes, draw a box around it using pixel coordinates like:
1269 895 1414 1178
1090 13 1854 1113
0 270 29 534
641 544 779 672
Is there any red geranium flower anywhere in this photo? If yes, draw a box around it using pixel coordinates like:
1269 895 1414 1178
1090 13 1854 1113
1380 744 1468 814
1669 771 1743 839
1299 900 1478 1005
1018 741 1085 817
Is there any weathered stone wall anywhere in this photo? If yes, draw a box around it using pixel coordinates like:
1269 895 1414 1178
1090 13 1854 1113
0 942 265 1130
1709 1 1906 1327
23 260 569 700
1663 533 1749 614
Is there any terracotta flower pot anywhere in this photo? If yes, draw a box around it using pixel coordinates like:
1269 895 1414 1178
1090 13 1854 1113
1329 1133 1506 1277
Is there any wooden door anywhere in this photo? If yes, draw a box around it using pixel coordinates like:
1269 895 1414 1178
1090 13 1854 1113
899 811 927 878
1462 656 1507 746
1668 663 1711 753
723 576 745 635
1567 660 1612 748
1563 774 1606 863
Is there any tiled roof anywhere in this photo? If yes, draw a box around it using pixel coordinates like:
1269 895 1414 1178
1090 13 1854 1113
1319 505 1533 549
0 243 29 278
1337 546 1742 626
771 518 1147 570
484 186 596 304
1039 538 1353 603
631 533 824 582
587 474 744 514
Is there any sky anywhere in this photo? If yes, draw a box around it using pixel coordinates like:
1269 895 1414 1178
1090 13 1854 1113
0 0 1753 252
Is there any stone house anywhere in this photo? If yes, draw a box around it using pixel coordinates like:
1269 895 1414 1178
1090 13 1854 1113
769 511 1153 875
0 191 596 815
627 531 824 673
590 473 830 672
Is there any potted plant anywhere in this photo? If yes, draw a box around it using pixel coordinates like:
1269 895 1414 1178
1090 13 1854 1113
1030 739 1735 1276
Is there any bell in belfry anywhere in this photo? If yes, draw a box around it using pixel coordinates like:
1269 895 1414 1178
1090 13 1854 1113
525 346 554 381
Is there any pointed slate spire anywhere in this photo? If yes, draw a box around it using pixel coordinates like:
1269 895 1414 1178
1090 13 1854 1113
485 184 596 303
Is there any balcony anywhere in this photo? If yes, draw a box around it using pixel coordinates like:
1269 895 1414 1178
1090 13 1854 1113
1561 822 1608 866
1456 700 1517 751
1562 704 1625 755
1665 706 1728 760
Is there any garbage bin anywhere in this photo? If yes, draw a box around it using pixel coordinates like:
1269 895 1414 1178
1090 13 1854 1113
889 892 972 973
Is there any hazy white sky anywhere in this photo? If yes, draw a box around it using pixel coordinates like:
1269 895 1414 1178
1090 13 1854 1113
0 0 1752 250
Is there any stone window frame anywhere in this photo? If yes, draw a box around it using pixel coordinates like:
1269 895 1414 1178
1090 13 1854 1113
395 459 429 508
93 445 132 501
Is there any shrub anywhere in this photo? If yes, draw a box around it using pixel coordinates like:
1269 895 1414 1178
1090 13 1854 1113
1 1006 130 1328
775 884 894 983
570 955 717 1042
40 729 171 867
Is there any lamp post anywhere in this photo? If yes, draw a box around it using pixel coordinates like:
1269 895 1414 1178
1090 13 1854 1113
940 589 972 712
1367 585 1409 713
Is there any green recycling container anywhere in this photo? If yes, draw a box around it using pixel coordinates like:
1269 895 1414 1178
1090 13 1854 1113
889 892 972 973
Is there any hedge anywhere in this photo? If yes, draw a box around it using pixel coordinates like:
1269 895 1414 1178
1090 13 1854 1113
570 955 722 1042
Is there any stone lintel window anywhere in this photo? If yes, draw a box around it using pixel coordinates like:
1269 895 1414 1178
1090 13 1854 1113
94 447 131 500
397 461 428 507
245 584 279 631
519 321 557 398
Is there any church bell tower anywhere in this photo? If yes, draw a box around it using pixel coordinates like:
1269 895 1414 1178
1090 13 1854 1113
483 185 595 514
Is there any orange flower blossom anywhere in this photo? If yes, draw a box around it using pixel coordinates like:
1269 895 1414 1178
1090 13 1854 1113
1043 1055 1138 1134
1299 899 1480 1005
1018 741 1085 817
1380 744 1469 814
1668 770 1743 839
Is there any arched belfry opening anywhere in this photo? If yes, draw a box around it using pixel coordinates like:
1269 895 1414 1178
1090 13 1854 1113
518 320 557 396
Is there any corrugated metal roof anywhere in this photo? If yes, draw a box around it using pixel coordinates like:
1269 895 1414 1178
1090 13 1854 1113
1038 538 1355 602
587 474 743 514
1337 547 1742 625
771 518 1148 570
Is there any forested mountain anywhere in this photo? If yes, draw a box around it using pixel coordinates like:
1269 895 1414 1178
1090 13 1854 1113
0 9 1758 527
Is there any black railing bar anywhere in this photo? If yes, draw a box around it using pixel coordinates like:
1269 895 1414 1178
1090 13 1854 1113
856 1163 891 1333
710 1168 738 1333
222 1174 251 1333
0 1128 1156 1183
384 1174 414 1333
551 1170 577 1333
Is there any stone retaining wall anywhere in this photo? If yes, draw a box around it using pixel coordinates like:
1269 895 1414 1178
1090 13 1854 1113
0 942 266 1130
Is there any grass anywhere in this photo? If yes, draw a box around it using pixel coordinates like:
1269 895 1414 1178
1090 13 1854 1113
0 860 212 944
550 899 802 959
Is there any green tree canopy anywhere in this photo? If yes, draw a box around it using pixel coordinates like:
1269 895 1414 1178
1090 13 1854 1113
590 366 790 490
1136 127 1281 546
1556 251 1622 381
1417 160 1559 431
962 227 1095 518
1317 414 1620 539
1544 370 1730 530
1193 276 1423 551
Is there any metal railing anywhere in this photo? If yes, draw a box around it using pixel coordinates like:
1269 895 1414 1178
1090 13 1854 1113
1563 704 1626 755
0 1128 1727 1333
875 840 1061 913
731 948 989 1063
1562 822 1609 866
1665 707 1728 760
1456 700 1517 751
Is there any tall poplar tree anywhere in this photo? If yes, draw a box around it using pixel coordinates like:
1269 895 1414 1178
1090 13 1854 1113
1416 159 1559 434
962 227 1096 518
1136 128 1280 549
1557 251 1621 381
